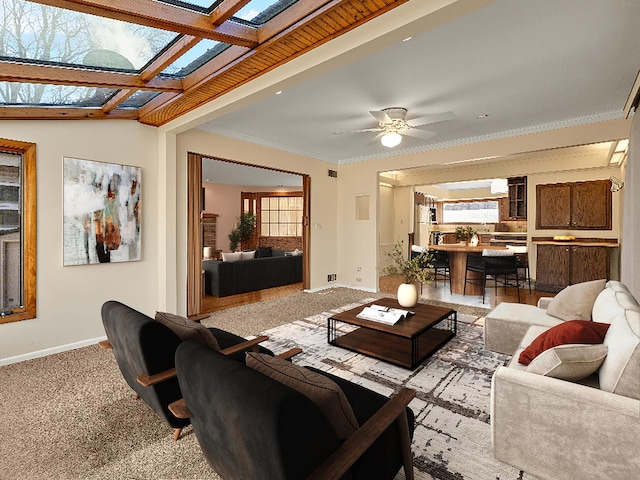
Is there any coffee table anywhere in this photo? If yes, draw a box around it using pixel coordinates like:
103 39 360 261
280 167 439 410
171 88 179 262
328 298 457 369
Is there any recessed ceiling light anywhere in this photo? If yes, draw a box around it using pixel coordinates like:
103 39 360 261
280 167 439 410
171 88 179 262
403 36 412 42
275 90 282 95
476 114 489 119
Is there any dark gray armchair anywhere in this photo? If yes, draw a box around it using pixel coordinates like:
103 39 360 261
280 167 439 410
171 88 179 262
100 300 273 440
170 341 416 480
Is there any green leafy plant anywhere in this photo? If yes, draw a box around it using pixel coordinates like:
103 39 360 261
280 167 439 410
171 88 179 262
380 241 433 284
228 212 256 251
454 226 476 242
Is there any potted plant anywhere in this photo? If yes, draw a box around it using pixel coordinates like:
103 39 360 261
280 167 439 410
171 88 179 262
454 226 476 244
380 241 433 307
228 212 256 251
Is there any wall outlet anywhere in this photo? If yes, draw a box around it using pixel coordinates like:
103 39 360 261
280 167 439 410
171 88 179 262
355 277 362 282
327 273 337 282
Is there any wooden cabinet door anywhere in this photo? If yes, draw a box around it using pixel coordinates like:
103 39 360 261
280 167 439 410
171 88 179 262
536 184 571 229
571 181 612 230
570 246 609 284
536 244 570 292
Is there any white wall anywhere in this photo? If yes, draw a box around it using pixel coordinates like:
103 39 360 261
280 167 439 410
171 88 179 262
0 120 160 360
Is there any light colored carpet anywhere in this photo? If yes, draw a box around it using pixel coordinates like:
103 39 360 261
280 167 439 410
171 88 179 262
0 288 517 480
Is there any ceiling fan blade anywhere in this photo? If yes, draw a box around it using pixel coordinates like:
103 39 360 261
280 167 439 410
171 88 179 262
408 111 455 127
369 110 391 123
333 127 383 135
401 129 437 140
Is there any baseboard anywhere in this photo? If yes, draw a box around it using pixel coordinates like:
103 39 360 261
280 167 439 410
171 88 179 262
305 284 378 294
0 336 108 367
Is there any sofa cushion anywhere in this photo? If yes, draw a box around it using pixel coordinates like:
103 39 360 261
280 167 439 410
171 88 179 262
518 320 610 365
256 246 272 258
546 279 606 321
592 281 640 324
484 303 563 355
246 352 359 440
155 312 220 351
241 250 255 260
525 343 608 381
221 252 242 262
599 309 640 400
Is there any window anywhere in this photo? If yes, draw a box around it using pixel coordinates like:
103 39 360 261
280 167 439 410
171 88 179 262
442 200 499 223
260 195 303 236
0 138 36 323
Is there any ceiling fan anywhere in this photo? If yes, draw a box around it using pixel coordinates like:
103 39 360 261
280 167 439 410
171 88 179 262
333 107 455 148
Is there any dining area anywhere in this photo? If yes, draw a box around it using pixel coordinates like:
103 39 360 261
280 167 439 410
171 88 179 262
412 242 530 305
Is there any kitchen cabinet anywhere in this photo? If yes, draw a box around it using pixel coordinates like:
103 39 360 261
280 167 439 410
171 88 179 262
536 180 612 230
535 243 611 292
507 176 527 219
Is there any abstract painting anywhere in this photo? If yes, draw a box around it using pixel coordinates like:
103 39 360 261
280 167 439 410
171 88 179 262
63 157 141 265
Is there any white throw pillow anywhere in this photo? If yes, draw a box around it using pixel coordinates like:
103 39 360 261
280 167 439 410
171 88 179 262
221 252 242 262
241 250 255 260
546 279 606 321
482 249 513 257
526 343 607 381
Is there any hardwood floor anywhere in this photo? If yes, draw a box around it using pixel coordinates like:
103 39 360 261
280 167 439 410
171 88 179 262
201 282 304 314
199 274 553 317
379 274 552 308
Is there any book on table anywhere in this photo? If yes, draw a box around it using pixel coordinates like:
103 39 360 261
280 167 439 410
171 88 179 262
356 304 414 324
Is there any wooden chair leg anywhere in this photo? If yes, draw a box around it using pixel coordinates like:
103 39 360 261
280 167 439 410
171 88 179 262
396 410 414 480
173 427 183 441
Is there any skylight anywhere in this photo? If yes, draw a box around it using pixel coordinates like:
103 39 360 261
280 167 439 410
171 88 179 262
162 40 231 78
234 0 298 25
0 82 117 107
0 0 395 124
0 1 177 72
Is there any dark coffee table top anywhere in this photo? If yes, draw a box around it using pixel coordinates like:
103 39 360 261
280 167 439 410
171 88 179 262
329 298 456 339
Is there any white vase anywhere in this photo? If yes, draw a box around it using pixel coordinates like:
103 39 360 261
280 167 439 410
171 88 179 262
397 283 418 308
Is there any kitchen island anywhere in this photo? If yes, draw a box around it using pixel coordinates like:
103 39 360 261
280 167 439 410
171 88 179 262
429 244 508 295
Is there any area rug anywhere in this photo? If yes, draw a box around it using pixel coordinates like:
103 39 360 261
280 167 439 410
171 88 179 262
258 299 540 480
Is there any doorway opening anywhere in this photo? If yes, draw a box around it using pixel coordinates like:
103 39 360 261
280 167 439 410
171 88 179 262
186 154 310 317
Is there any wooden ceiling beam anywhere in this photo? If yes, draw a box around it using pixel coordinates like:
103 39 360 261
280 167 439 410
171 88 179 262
0 106 137 120
102 89 136 113
0 61 183 92
138 0 408 125
181 46 249 91
257 0 334 44
210 0 253 25
140 0 378 119
30 0 259 47
140 35 200 82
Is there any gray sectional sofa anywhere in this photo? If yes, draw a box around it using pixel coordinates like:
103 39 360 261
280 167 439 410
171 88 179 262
202 250 303 297
485 280 640 480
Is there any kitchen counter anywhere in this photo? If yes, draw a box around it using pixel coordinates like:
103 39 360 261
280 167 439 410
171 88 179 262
532 240 619 247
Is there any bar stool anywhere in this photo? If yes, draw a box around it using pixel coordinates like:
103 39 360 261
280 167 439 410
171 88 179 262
507 245 532 293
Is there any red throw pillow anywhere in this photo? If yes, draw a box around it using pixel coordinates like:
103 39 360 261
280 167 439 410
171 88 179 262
518 320 610 365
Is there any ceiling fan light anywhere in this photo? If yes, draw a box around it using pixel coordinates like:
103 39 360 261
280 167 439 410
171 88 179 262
381 131 402 148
